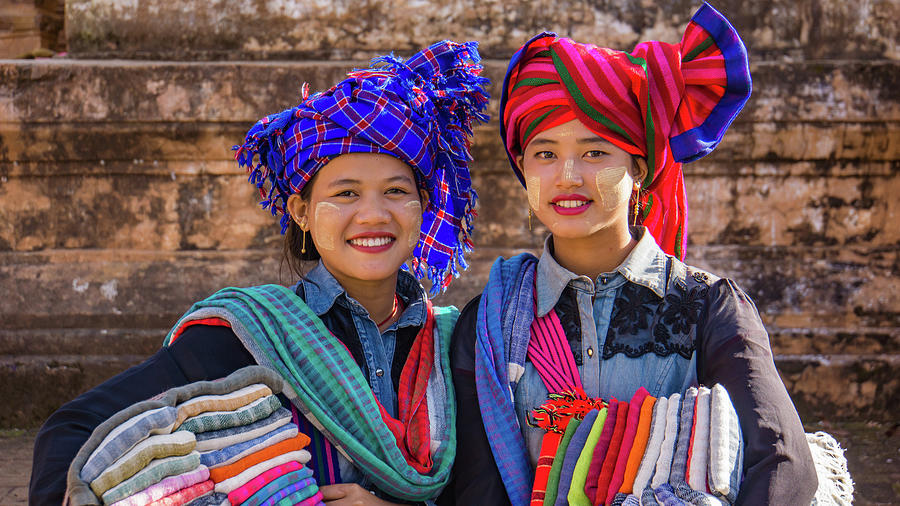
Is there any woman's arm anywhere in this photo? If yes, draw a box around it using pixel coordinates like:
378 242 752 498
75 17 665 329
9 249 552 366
449 296 513 506
697 278 817 505
29 325 254 505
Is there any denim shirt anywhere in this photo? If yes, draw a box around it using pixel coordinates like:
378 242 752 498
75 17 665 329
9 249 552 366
514 229 703 466
295 261 428 491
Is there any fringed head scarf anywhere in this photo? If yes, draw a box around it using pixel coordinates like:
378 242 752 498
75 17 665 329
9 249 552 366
500 2 751 259
235 41 490 291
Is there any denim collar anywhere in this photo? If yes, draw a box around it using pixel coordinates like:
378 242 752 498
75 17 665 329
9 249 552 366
298 261 427 328
535 228 668 316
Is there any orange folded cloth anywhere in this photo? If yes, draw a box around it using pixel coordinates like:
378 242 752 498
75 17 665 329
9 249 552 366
209 432 311 483
619 396 656 494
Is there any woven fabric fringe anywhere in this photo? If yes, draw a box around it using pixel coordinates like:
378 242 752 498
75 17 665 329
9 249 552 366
806 431 853 506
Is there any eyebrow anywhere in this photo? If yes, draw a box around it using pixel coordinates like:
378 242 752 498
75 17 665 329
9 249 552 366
326 175 415 187
529 136 611 147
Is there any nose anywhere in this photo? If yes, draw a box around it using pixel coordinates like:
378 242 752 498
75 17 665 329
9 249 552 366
354 194 391 224
557 158 582 187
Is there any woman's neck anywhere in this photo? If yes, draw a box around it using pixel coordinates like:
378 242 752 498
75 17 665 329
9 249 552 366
321 262 400 325
550 225 637 281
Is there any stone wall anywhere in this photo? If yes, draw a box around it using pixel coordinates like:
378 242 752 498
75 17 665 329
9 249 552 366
1 0 897 428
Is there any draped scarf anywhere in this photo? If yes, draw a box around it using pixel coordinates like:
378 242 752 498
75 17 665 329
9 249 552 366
163 284 457 501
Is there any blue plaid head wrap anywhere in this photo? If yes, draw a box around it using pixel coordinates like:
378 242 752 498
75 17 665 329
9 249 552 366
234 41 490 292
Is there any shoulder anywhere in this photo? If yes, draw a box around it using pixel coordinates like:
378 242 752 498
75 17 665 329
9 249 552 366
449 295 482 370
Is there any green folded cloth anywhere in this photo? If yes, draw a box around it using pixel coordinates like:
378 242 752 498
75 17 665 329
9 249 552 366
101 451 201 504
89 431 196 497
178 395 282 434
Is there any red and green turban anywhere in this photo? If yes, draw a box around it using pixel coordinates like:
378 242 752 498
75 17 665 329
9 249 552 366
500 2 751 259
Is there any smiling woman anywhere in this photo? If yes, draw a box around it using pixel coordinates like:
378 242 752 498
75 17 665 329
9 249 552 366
30 40 489 506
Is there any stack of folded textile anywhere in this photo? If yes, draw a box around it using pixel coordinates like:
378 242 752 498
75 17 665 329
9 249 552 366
66 366 325 506
530 384 742 506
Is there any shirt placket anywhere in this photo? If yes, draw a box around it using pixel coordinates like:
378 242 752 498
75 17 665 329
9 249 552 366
571 281 600 397
349 306 397 419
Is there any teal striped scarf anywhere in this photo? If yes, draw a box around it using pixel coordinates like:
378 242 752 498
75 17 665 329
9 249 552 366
163 284 458 501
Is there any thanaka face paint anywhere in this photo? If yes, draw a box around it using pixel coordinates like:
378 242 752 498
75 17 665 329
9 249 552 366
594 166 629 211
561 159 577 182
404 200 423 247
526 176 541 210
313 201 341 251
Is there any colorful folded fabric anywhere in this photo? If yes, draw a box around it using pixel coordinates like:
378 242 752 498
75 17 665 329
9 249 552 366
102 451 202 505
209 432 311 482
669 388 698 486
606 388 650 505
227 461 303 505
707 385 742 503
621 493 641 506
215 450 311 494
542 416 582 506
184 492 228 506
633 396 668 493
257 477 318 506
585 399 618 503
531 430 563 505
641 485 660 506
179 395 282 435
110 465 209 506
686 387 711 491
82 406 178 483
673 482 725 505
610 492 628 506
620 394 657 494
654 483 689 506
593 400 628 505
90 431 197 497
555 409 600 506
241 468 315 506
651 393 681 489
292 489 324 506
174 384 273 429
194 407 292 452
568 408 607 506
147 480 215 506
200 421 298 469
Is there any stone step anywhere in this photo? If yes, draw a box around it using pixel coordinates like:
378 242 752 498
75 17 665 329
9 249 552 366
62 0 899 61
1 351 894 428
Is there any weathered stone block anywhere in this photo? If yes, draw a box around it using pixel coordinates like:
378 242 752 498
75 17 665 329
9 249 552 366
63 0 899 61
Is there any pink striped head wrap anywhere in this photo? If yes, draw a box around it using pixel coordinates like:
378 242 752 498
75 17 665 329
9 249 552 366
500 2 751 259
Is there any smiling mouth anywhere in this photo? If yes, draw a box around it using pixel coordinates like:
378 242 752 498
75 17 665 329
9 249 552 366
553 199 591 208
348 236 395 247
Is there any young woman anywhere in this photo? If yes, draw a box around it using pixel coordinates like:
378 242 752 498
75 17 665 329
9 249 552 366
451 4 817 505
30 40 489 505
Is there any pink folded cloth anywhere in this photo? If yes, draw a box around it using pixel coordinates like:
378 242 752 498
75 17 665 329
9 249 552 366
227 460 303 504
147 480 214 506
110 466 210 506
605 388 650 505
296 490 325 506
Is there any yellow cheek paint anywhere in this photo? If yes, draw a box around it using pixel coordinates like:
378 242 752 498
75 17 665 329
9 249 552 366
526 176 541 210
594 166 629 211
313 202 341 251
404 200 423 247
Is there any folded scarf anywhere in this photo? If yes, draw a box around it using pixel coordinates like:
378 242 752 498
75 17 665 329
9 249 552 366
606 388 650 504
147 480 214 506
257 477 318 506
226 461 304 505
652 393 681 489
555 409 600 506
102 452 201 505
164 284 457 501
670 388 698 486
568 408 608 506
293 490 325 506
90 431 197 497
543 416 581 506
707 385 741 503
174 384 273 429
620 394 657 494
195 407 292 452
214 450 311 494
110 466 209 506
200 422 298 469
241 468 314 506
81 406 178 484
585 399 619 503
594 400 628 505
178 395 282 435
632 396 668 493
184 492 227 506
209 433 310 482
686 387 711 491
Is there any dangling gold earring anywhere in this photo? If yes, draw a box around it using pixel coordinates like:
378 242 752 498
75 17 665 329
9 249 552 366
631 182 642 227
528 208 533 231
299 217 308 254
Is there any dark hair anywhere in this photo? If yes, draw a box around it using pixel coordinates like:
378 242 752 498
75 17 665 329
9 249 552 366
281 174 320 280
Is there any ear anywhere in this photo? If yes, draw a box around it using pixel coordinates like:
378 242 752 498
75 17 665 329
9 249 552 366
631 157 649 185
418 188 430 210
516 154 525 174
286 194 309 230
